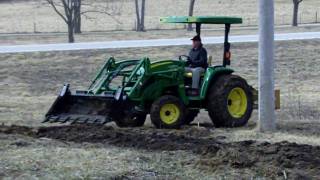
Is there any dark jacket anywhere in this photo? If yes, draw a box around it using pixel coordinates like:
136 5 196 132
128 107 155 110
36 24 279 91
188 46 208 68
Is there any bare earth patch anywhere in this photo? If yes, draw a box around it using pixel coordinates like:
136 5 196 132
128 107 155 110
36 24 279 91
0 124 320 179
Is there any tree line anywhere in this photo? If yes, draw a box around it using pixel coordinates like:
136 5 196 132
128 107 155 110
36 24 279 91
46 0 305 43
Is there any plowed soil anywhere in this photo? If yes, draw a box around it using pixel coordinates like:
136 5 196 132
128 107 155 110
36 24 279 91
1 124 319 179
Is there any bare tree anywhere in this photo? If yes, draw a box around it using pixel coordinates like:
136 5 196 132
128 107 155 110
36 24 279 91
187 0 196 31
46 0 78 43
135 0 146 32
292 0 303 26
46 0 122 42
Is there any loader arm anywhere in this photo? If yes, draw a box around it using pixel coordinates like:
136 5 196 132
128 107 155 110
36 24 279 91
44 58 151 125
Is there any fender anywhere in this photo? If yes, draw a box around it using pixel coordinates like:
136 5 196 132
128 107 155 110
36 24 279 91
199 66 234 99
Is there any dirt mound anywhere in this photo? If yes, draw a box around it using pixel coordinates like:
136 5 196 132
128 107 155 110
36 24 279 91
36 125 218 151
0 125 36 136
198 140 320 178
1 124 320 179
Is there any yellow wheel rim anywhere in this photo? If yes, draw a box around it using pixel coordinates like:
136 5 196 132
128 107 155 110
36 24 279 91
227 87 248 118
160 104 180 124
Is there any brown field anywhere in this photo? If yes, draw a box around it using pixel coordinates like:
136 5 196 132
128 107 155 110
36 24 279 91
0 0 320 33
0 39 320 179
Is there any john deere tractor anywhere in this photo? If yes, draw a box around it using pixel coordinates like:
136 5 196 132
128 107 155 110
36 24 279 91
45 16 256 129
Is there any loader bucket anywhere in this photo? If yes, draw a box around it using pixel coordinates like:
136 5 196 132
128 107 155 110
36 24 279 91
44 84 126 125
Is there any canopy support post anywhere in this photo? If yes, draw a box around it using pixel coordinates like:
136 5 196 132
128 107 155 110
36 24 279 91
196 23 201 36
223 24 231 67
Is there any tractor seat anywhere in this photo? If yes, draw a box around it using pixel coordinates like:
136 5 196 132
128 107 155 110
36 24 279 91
184 55 212 78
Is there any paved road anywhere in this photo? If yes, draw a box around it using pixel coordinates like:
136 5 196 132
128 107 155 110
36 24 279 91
0 32 320 53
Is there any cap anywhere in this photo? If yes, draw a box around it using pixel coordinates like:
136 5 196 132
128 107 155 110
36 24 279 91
191 35 201 41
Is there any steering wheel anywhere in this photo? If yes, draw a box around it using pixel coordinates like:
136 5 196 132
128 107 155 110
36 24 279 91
178 55 190 62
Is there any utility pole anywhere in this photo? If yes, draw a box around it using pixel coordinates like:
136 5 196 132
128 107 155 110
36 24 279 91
258 0 276 131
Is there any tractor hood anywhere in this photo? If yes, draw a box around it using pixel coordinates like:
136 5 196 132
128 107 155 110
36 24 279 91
150 60 184 71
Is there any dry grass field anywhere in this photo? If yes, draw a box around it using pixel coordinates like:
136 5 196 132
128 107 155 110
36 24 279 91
0 39 320 179
2 24 320 45
0 0 320 33
1 1 320 179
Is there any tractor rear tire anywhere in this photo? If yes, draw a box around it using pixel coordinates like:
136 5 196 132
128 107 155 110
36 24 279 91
184 109 199 125
207 74 253 128
115 110 146 128
150 95 186 129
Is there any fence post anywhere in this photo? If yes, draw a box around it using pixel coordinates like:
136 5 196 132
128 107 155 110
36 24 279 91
316 11 318 23
33 23 36 33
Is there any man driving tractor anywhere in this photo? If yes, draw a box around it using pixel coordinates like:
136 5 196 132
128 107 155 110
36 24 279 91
185 35 208 95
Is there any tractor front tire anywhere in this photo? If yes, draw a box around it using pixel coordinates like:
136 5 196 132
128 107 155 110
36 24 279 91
207 75 253 128
115 110 146 128
150 95 186 129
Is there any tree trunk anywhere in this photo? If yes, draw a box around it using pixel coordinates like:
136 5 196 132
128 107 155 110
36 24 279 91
187 0 196 31
135 0 141 31
140 0 145 31
135 0 145 32
292 0 301 26
68 22 75 43
74 0 81 33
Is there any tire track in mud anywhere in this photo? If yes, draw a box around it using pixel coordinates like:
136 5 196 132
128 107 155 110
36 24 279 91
1 124 320 179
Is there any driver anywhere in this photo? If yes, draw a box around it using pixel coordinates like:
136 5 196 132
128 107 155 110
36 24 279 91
185 35 208 95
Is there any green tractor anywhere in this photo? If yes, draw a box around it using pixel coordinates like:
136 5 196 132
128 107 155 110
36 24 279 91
45 16 255 129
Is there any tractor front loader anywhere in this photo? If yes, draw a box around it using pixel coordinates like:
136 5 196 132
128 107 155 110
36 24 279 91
44 58 151 127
